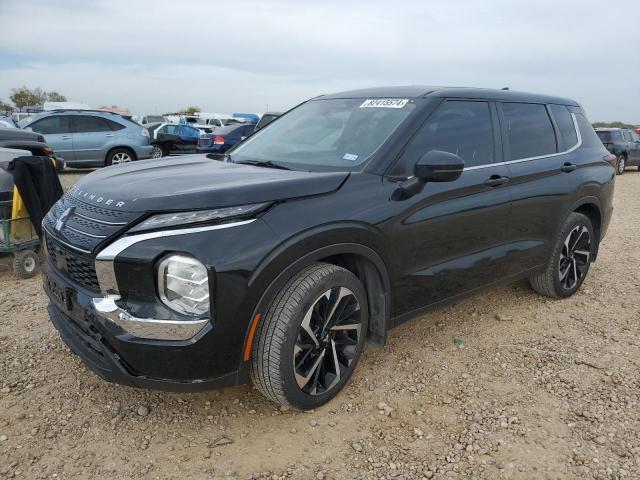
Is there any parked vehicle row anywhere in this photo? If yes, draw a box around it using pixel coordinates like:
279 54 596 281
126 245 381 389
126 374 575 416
41 86 615 410
595 128 640 174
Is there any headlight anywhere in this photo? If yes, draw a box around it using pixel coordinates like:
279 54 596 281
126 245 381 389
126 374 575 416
157 254 210 316
128 203 269 233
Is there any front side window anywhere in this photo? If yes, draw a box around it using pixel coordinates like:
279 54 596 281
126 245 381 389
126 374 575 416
549 104 578 150
502 103 557 160
232 98 416 171
30 115 71 134
392 100 495 176
73 115 111 133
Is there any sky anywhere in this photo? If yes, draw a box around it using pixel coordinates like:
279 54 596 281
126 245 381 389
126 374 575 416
0 0 637 122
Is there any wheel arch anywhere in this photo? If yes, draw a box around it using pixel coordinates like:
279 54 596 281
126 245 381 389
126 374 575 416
569 197 602 258
238 225 393 379
105 146 137 165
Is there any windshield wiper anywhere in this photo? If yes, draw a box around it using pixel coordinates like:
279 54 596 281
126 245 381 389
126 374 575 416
235 160 291 170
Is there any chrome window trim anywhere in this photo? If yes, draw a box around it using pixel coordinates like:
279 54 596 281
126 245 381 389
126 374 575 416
464 112 582 171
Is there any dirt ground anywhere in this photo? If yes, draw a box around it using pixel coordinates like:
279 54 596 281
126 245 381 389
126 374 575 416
1 168 639 480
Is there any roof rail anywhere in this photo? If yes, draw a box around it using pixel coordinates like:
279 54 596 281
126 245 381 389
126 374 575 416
45 109 123 115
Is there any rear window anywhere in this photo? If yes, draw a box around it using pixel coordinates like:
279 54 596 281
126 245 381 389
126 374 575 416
549 104 578 150
501 103 557 160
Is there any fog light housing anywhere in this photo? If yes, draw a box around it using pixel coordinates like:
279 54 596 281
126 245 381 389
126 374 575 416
157 254 210 316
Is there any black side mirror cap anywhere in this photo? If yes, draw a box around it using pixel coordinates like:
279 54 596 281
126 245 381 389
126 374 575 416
414 150 465 182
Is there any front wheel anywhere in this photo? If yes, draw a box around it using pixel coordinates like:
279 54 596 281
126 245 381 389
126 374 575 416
151 144 165 158
529 212 596 298
251 263 368 410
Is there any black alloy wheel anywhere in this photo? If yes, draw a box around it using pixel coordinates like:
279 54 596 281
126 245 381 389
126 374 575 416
293 286 362 395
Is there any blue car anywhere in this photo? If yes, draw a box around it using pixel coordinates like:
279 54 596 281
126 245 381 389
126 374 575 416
21 110 154 168
197 123 256 153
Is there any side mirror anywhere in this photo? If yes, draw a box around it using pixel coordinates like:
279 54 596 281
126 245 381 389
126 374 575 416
414 150 465 182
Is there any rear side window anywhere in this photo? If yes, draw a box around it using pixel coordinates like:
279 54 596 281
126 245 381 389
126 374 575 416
73 115 112 133
105 118 126 131
501 103 557 160
575 114 605 149
549 104 578 150
623 131 633 141
30 115 71 134
596 131 611 142
393 100 495 174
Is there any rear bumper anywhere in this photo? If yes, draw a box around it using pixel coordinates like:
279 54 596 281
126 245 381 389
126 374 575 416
133 145 154 160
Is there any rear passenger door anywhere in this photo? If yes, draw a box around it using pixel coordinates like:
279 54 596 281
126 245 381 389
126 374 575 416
500 102 580 274
28 115 74 160
385 99 513 316
71 115 122 162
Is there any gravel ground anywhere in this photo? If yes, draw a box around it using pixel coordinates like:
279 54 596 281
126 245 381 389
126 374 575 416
0 169 639 480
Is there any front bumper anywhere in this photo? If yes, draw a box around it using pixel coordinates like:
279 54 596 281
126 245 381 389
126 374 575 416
48 301 237 391
43 262 240 392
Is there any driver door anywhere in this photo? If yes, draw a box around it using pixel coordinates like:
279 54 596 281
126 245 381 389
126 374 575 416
383 99 513 317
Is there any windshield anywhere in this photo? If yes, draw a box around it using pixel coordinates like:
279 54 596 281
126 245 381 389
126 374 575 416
232 98 416 170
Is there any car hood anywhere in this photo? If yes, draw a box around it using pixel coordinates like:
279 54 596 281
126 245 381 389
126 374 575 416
68 155 349 212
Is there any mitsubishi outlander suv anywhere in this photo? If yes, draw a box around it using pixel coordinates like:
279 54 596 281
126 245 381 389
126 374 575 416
42 87 615 409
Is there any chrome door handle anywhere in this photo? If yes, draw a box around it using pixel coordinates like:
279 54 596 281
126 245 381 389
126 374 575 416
61 136 71 140
105 134 114 137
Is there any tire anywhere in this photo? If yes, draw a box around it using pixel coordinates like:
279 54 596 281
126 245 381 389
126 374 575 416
529 212 596 299
616 154 626 175
251 262 369 410
13 250 39 279
105 148 135 166
151 144 165 158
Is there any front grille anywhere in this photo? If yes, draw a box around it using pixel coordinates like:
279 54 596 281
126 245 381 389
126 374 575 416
45 234 101 291
44 192 141 292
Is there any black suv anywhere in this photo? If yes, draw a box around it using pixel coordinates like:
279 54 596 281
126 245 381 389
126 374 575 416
43 87 615 409
595 128 640 174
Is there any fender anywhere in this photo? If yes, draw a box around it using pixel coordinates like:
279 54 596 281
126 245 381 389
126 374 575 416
236 224 393 382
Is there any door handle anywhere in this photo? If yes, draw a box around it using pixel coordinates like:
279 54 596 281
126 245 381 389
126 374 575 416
561 162 577 173
484 175 510 187
105 134 114 137
61 135 71 140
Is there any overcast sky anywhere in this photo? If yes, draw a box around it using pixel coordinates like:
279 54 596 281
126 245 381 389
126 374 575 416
0 0 637 122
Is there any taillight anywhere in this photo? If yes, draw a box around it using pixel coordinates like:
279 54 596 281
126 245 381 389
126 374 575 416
604 154 617 168
213 136 225 145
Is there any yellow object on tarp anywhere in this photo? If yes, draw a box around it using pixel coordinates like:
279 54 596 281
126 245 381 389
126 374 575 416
9 157 57 241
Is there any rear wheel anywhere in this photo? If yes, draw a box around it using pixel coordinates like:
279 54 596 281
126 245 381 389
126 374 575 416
251 263 368 410
529 212 595 298
105 148 134 166
616 154 626 175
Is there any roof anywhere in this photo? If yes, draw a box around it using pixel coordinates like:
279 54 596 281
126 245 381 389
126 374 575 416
320 86 579 106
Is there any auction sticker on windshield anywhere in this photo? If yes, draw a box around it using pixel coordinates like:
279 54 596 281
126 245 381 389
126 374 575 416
360 98 409 108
